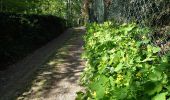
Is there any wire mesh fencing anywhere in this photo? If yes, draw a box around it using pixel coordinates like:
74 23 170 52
88 0 170 55
105 0 170 27
107 0 170 55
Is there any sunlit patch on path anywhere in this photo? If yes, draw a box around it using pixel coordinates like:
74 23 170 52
0 27 85 100
17 27 86 100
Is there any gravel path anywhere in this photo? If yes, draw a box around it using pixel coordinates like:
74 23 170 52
0 27 86 100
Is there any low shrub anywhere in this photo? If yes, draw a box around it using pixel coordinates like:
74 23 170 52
77 22 170 100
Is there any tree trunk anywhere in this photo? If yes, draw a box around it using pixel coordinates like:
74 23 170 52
93 0 105 23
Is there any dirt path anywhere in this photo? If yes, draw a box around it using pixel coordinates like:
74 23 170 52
0 27 86 100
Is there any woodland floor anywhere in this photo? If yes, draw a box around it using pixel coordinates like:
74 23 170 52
0 27 86 100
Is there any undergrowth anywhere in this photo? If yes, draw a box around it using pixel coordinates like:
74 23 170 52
77 22 170 100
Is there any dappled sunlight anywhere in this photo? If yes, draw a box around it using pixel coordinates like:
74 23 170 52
17 28 85 100
0 0 169 99
48 61 57 66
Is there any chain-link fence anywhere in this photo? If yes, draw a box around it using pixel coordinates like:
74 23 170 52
89 0 170 27
108 0 170 55
106 0 170 27
88 0 170 55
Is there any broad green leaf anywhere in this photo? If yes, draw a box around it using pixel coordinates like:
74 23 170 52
153 47 161 53
142 39 150 44
114 88 128 99
135 57 141 62
98 65 106 74
124 25 135 33
149 70 162 81
152 92 167 100
99 75 108 84
89 75 108 99
89 82 105 99
114 63 123 72
145 82 162 95
96 87 105 99
147 45 153 52
141 57 154 62
166 86 170 92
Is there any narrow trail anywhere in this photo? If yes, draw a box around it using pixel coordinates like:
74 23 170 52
0 27 86 100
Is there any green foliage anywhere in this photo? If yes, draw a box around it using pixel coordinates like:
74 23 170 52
0 12 66 70
0 0 83 26
79 22 170 100
0 0 66 15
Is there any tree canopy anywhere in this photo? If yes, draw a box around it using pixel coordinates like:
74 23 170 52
0 0 83 26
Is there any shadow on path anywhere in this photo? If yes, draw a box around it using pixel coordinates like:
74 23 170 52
0 27 86 100
18 27 86 100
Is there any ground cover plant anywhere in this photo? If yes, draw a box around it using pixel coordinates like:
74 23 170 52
77 22 170 100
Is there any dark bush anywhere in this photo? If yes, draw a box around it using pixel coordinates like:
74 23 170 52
0 12 67 70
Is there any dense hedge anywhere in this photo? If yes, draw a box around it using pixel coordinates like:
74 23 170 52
0 12 67 70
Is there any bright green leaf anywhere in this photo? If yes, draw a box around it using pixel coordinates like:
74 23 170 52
114 63 123 72
152 92 167 100
153 47 161 53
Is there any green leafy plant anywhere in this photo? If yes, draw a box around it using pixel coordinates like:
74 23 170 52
78 22 170 100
